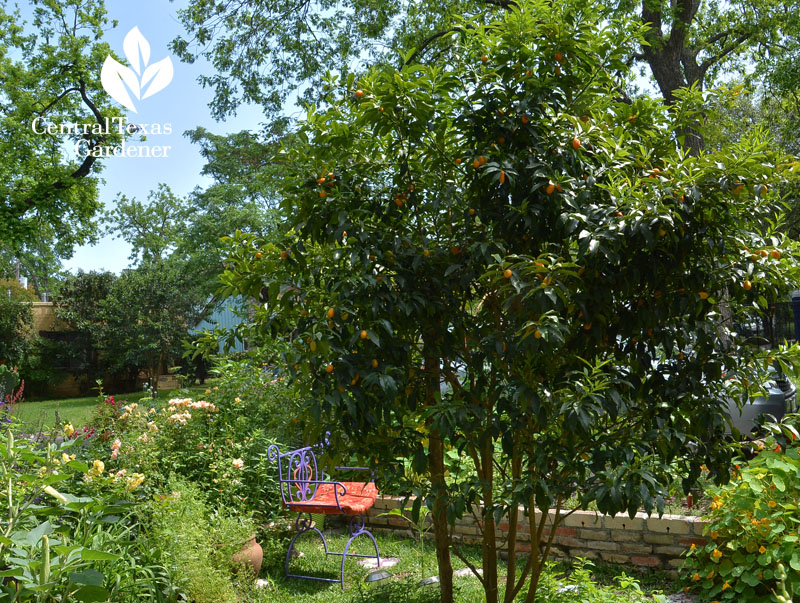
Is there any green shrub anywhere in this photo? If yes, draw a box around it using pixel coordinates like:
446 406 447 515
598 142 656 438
205 355 305 445
683 428 800 602
144 477 252 603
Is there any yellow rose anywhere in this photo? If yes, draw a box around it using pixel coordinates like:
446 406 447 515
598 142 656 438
63 423 75 436
125 473 145 491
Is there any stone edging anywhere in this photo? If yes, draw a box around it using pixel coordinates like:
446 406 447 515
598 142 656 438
365 496 706 573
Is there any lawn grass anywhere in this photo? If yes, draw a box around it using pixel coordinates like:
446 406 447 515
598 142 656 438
12 381 217 428
242 531 676 603
247 532 487 603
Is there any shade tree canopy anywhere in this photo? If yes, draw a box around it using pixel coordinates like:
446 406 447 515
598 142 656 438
0 0 127 250
172 0 800 132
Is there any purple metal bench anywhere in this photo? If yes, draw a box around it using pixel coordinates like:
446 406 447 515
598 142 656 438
268 442 382 588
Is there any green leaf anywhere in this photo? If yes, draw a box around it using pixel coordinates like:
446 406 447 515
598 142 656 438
790 551 800 572
25 521 53 546
69 569 104 586
72 585 110 602
80 550 120 562
0 568 23 578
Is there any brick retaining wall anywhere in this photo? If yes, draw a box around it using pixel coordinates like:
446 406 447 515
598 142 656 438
365 496 706 573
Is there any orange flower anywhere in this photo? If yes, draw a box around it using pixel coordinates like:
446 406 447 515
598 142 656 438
693 573 700 581
690 543 697 551
711 531 719 540
712 548 722 560
759 545 767 554
707 570 715 579
768 500 777 508
722 581 731 591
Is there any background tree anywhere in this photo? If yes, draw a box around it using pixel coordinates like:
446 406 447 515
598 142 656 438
0 0 126 250
56 265 205 391
0 225 79 300
104 129 283 294
0 278 36 366
171 0 800 135
54 270 116 388
103 184 192 265
216 2 800 601
101 261 205 389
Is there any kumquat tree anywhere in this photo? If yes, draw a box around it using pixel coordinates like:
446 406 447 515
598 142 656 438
215 0 800 601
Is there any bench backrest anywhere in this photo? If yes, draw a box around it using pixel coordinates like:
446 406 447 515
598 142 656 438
267 443 320 505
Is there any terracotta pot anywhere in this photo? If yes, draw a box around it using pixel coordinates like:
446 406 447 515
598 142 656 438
231 534 263 577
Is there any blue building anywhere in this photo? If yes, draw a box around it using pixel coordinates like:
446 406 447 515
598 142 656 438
191 296 248 354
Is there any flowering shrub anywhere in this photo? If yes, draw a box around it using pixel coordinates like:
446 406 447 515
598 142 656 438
99 390 283 521
683 426 800 602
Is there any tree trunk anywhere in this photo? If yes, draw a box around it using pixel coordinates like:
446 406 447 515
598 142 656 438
481 420 498 603
639 0 705 154
425 353 454 603
502 443 522 603
483 446 500 603
429 434 454 602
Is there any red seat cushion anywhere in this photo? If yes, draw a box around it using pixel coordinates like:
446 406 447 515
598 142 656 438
286 482 378 515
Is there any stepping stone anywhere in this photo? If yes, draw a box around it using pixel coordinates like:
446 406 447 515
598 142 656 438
357 556 400 568
454 568 482 578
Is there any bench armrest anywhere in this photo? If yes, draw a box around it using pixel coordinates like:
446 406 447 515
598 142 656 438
281 478 348 509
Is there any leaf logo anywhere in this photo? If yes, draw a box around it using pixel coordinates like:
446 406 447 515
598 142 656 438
101 27 174 113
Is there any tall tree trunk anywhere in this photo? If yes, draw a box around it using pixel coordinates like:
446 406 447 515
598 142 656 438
639 0 705 154
429 434 454 602
481 413 498 603
425 353 454 603
502 443 522 603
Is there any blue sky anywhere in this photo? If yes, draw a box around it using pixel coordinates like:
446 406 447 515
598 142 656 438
62 0 265 274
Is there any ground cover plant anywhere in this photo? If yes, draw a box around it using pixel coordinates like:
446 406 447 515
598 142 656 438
0 420 174 601
216 0 800 601
683 415 800 602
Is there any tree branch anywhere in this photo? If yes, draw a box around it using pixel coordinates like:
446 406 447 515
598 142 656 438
69 79 106 180
698 32 751 77
404 28 460 66
484 0 518 8
640 0 664 44
33 87 81 116
451 544 487 586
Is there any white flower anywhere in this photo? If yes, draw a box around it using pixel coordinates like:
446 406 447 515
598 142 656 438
232 458 244 470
